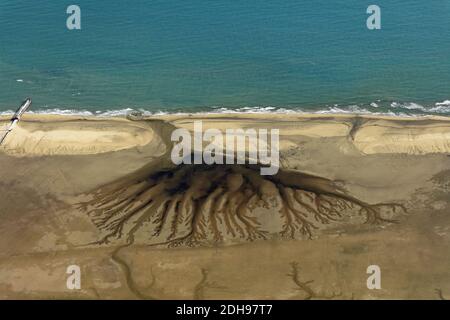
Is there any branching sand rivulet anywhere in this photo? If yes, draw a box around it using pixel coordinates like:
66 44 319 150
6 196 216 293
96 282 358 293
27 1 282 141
287 262 342 300
76 119 407 248
78 161 406 248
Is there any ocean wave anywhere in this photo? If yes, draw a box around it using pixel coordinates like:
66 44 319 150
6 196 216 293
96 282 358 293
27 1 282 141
436 100 450 106
390 102 428 111
430 100 450 113
1 101 449 117
389 101 450 114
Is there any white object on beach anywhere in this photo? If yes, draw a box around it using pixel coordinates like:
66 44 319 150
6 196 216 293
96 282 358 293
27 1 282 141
0 98 32 146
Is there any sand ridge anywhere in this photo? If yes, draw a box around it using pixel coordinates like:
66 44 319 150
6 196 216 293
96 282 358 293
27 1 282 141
0 115 155 156
352 119 450 154
1 113 449 157
156 113 450 155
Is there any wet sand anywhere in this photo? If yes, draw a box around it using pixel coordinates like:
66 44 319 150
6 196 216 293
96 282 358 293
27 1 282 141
0 113 449 299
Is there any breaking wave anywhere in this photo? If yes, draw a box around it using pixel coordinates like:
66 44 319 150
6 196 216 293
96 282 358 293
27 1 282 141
1 100 449 117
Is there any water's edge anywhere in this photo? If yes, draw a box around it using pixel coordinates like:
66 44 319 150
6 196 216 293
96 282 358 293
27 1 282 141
1 100 449 117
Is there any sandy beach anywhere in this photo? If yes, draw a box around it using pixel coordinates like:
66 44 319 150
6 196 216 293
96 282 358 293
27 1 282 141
0 113 449 299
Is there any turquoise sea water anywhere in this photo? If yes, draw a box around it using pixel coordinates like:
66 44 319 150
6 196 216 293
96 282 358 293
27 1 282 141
0 1 449 116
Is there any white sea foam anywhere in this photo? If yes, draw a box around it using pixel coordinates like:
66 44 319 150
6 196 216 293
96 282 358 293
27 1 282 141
429 105 450 114
432 100 450 113
210 106 298 114
1 101 449 118
436 100 450 106
389 101 450 114
390 102 426 111
0 110 15 116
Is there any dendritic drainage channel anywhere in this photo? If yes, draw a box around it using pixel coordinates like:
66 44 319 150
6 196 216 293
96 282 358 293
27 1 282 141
78 163 406 248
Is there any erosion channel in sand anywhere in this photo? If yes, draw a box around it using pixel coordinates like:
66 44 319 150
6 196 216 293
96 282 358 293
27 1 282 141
0 113 449 299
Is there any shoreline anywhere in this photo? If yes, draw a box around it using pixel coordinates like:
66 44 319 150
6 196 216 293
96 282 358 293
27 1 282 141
1 99 450 118
1 112 449 157
1 111 450 122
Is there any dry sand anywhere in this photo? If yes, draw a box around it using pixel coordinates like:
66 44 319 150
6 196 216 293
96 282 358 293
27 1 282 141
0 113 449 299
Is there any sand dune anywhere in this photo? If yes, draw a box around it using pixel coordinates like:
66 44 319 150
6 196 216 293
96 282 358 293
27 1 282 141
1 114 449 157
352 119 450 154
160 114 450 155
0 115 154 156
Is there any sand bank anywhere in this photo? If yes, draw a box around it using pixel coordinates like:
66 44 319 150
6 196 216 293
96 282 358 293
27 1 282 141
156 113 450 155
1 113 449 157
0 113 449 299
0 115 154 156
352 119 450 154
